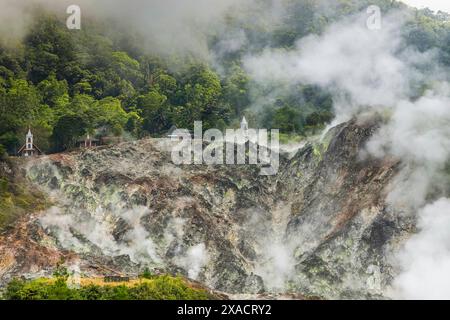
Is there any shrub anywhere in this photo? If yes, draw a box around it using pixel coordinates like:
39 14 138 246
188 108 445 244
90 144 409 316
3 275 213 300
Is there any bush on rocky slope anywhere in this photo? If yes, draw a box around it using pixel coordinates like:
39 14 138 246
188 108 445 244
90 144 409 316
3 274 215 300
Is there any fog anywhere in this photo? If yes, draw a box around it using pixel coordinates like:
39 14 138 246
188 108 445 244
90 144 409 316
0 0 252 57
243 9 450 298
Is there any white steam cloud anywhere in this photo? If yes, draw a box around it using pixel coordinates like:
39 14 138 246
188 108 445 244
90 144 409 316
367 91 450 210
177 243 209 280
244 10 450 298
243 11 441 121
391 198 450 299
40 205 161 264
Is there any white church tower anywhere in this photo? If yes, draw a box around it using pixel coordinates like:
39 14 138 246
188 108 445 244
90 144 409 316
241 116 248 133
240 116 249 141
26 129 33 152
18 128 42 157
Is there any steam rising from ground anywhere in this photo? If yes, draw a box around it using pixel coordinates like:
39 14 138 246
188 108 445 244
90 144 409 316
390 198 450 299
244 11 450 298
177 243 209 280
249 203 295 291
9 0 450 297
40 205 161 264
40 202 210 279
38 183 209 278
367 92 450 210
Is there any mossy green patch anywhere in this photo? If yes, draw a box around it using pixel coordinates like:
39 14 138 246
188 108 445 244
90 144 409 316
277 133 305 145
0 161 49 231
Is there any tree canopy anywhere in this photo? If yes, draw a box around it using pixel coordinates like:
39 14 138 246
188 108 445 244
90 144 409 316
1 0 449 154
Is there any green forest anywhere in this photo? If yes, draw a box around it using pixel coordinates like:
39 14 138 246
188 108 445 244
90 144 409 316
1 0 449 155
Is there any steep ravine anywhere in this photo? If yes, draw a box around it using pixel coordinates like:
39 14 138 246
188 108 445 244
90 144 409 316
0 118 414 299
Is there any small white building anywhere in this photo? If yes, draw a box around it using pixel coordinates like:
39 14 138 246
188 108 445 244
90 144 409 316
240 116 249 139
17 128 43 157
77 134 99 148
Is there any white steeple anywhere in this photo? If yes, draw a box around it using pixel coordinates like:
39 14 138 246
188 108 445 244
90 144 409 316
19 127 41 157
241 116 248 131
240 116 249 141
26 128 33 151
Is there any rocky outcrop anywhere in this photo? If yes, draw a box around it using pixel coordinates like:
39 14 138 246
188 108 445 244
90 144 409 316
0 118 414 298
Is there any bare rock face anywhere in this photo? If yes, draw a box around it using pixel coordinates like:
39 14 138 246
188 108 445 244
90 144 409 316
281 119 409 298
0 118 414 298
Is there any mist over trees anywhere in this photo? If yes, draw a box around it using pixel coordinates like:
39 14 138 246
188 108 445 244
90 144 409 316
0 0 449 154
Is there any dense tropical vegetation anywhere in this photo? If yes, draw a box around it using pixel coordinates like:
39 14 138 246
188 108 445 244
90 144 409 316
0 0 449 156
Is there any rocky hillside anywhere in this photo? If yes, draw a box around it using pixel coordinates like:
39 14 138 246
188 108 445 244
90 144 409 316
0 118 415 299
